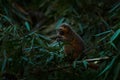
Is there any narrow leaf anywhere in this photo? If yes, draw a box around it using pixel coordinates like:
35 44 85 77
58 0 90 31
3 15 12 24
38 34 51 41
46 52 54 63
1 50 7 72
56 18 65 29
78 23 83 33
109 2 120 13
110 42 118 50
83 60 88 69
95 30 112 37
101 18 109 27
73 61 77 68
110 29 120 42
25 21 30 31
98 56 116 77
113 63 120 80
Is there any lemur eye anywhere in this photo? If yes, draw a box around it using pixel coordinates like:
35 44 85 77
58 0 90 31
59 30 64 35
57 29 64 35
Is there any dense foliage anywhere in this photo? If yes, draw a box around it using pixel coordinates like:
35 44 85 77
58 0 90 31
0 0 120 80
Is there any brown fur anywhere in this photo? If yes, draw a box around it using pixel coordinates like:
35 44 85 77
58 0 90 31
57 23 85 61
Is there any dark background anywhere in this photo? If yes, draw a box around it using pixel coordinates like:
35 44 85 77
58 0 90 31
0 0 120 80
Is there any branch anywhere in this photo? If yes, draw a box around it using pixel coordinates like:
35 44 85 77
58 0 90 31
48 56 110 72
77 56 109 63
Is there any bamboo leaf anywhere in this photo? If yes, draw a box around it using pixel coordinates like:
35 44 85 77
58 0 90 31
37 38 47 47
109 2 120 13
95 30 112 37
46 52 54 63
101 18 109 27
83 60 88 69
1 50 7 72
56 18 65 29
30 37 34 49
110 29 120 42
113 63 120 80
3 15 12 24
25 21 31 31
73 61 77 68
38 34 51 41
110 42 118 50
98 56 117 77
78 23 83 33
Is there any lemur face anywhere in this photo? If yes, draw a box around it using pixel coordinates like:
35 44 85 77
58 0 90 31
57 23 71 36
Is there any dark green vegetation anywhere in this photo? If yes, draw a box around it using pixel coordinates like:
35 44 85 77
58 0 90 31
0 0 120 80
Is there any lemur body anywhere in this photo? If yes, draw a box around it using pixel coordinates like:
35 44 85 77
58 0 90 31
57 23 85 61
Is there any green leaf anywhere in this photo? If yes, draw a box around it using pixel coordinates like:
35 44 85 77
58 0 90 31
83 60 88 69
56 18 65 29
1 50 7 72
37 38 47 47
49 41 60 47
98 56 117 77
24 31 35 38
113 63 120 80
30 37 34 49
46 52 54 63
12 9 27 20
73 61 77 68
38 34 51 41
109 2 120 13
110 42 118 50
95 30 112 37
110 29 120 42
78 23 83 33
3 15 12 24
101 18 109 27
22 56 28 61
25 21 31 31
